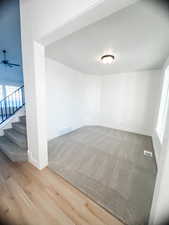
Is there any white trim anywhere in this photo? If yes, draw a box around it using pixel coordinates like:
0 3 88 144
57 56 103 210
28 152 40 169
28 151 47 170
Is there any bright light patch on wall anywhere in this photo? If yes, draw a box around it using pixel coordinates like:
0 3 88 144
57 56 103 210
156 66 169 143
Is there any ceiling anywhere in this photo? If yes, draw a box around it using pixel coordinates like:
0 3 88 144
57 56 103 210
46 0 169 75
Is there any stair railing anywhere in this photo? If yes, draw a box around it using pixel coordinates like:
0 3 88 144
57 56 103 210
0 85 25 125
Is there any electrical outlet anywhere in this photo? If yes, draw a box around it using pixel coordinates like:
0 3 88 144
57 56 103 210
144 150 153 158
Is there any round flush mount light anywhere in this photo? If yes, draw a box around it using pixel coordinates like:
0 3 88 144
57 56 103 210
100 54 115 64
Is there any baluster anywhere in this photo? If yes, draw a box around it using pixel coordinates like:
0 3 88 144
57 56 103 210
16 90 18 110
8 96 11 116
0 86 24 124
12 94 14 114
6 96 9 118
0 102 3 123
14 91 16 112
19 88 21 107
15 89 18 111
8 96 10 117
21 86 24 105
4 98 7 119
17 89 20 109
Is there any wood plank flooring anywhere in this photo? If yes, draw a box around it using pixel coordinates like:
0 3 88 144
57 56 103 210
0 152 123 225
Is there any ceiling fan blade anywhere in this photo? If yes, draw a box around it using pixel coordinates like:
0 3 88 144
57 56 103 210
2 50 7 61
8 63 20 67
1 51 20 67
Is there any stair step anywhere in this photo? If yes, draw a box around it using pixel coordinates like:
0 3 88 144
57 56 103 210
20 116 26 123
12 122 26 135
4 128 27 150
0 136 27 162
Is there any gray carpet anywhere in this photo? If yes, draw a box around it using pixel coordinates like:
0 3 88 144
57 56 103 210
48 126 157 225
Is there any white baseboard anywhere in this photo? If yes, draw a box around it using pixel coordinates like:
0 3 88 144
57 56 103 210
28 151 48 170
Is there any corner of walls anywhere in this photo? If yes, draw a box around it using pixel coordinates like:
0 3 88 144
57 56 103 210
83 74 102 126
99 70 161 136
46 66 163 141
46 57 101 141
28 151 47 170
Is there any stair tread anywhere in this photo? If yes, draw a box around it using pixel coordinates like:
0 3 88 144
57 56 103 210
12 122 27 135
20 115 26 121
13 122 26 129
0 136 27 154
13 121 26 126
0 136 27 162
5 128 26 140
19 120 26 125
4 128 27 149
20 115 26 119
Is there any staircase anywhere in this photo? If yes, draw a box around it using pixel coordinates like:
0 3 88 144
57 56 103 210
0 86 27 161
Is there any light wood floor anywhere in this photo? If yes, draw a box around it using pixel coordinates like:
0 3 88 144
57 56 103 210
0 152 123 225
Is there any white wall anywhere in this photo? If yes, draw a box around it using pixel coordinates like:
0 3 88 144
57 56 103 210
83 74 101 125
99 70 161 136
46 62 162 138
46 57 169 225
19 0 139 169
0 0 23 85
152 70 165 166
46 57 168 225
149 56 169 225
46 58 100 140
19 0 169 222
19 0 102 169
46 58 162 139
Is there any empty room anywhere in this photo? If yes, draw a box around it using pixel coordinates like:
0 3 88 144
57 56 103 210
0 0 169 225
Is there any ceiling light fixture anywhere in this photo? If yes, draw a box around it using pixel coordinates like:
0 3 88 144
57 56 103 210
100 54 115 64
